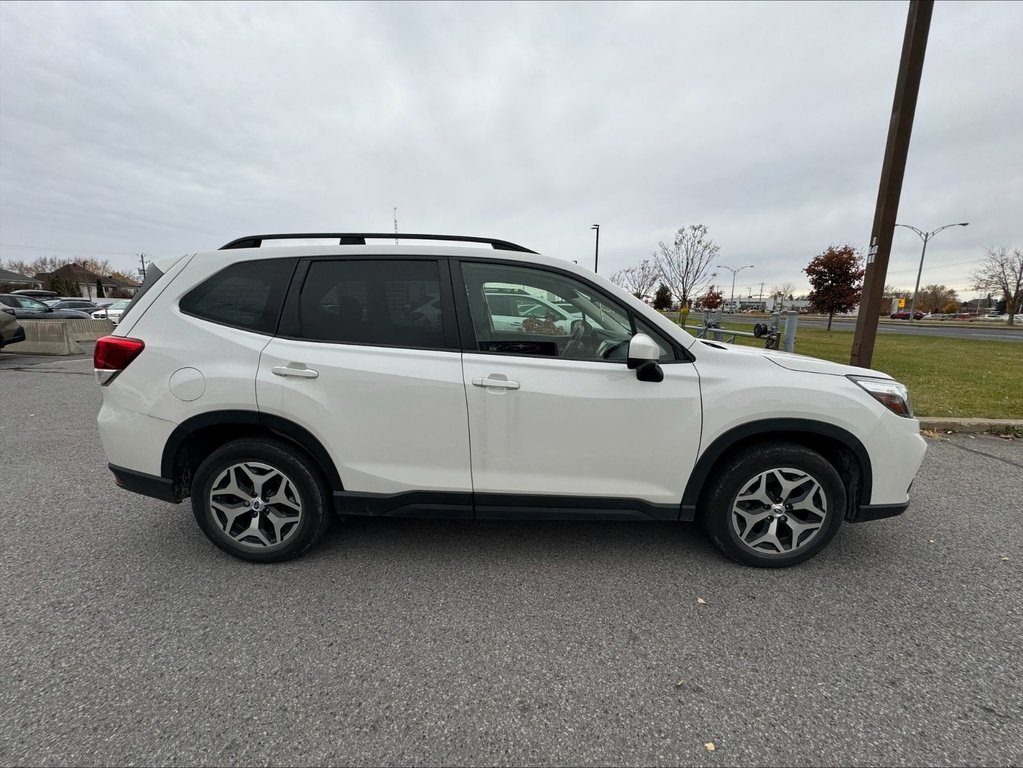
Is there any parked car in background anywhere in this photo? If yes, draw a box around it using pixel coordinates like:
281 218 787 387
91 299 132 324
484 290 583 334
890 310 925 320
0 307 25 349
10 289 58 300
0 294 93 319
47 299 105 315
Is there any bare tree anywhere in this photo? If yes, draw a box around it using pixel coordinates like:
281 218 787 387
771 283 795 310
652 225 719 308
3 255 113 277
610 259 660 299
973 246 1023 325
914 284 958 315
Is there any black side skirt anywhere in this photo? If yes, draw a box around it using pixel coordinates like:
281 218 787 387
109 469 684 521
333 491 680 521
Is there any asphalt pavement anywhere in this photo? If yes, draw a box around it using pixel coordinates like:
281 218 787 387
1 356 1021 767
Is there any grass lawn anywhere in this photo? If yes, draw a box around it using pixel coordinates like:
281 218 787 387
674 319 1022 419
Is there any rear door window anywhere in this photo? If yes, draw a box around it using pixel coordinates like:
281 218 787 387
285 259 450 349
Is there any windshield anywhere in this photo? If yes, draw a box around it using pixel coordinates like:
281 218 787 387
19 296 49 310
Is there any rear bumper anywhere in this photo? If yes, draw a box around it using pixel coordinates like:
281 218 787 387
109 464 179 503
849 501 909 523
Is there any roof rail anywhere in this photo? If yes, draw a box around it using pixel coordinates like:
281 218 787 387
219 233 537 253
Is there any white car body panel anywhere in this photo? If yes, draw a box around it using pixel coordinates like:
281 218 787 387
257 340 472 494
690 339 926 505
462 353 701 505
106 252 263 422
96 393 177 476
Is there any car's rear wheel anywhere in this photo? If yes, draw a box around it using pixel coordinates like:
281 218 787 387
701 443 845 567
191 439 331 563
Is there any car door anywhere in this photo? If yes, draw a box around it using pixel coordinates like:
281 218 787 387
455 260 702 519
256 256 473 513
12 296 51 318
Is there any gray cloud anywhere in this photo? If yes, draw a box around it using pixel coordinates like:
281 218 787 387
1 0 1020 299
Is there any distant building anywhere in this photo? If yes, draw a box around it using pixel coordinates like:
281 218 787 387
35 263 140 298
0 268 43 291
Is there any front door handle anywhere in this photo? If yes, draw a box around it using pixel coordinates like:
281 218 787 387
472 376 520 390
272 365 319 379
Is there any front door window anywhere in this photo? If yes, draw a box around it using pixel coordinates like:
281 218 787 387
461 262 673 361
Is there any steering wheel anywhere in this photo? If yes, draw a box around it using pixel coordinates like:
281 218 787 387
562 319 590 357
600 338 630 360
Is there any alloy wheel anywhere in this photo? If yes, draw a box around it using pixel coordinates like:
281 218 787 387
730 467 828 555
208 461 303 549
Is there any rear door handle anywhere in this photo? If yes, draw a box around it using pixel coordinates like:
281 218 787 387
272 365 319 379
471 376 520 390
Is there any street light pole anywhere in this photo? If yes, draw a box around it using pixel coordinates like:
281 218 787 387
717 264 754 311
591 224 600 274
895 222 968 318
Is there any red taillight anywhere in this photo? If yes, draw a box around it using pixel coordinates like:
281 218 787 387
94 336 144 383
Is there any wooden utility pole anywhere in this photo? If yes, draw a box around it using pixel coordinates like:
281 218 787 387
851 0 934 367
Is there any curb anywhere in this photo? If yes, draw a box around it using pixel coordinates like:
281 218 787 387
918 417 1022 436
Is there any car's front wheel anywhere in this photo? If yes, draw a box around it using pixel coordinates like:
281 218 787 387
191 439 331 563
701 443 846 567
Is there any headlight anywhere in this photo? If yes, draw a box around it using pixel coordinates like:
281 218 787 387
847 375 913 418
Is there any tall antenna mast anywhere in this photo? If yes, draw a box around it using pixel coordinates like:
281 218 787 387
393 206 398 244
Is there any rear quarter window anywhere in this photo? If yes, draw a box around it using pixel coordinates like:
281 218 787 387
179 258 296 334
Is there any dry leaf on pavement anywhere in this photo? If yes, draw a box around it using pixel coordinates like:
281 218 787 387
697 597 707 605
705 741 716 752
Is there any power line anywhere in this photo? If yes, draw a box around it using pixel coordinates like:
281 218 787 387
884 256 985 275
0 242 137 257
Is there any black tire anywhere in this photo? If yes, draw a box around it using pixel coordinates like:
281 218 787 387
191 438 331 563
700 443 845 567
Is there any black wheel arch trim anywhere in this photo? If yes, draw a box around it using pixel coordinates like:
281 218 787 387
161 410 344 494
680 418 873 520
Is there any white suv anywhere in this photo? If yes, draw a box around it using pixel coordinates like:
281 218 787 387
94 233 927 567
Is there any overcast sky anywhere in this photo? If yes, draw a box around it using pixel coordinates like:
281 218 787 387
1 1 1020 299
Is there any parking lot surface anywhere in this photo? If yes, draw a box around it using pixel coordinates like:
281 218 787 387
1 355 1021 766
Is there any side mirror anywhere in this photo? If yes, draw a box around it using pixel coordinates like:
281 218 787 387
627 333 664 382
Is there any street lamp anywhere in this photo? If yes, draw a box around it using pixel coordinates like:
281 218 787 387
591 224 600 274
717 264 754 312
895 222 969 319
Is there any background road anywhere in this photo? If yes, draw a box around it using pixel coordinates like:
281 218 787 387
1 356 1021 767
714 314 1023 342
